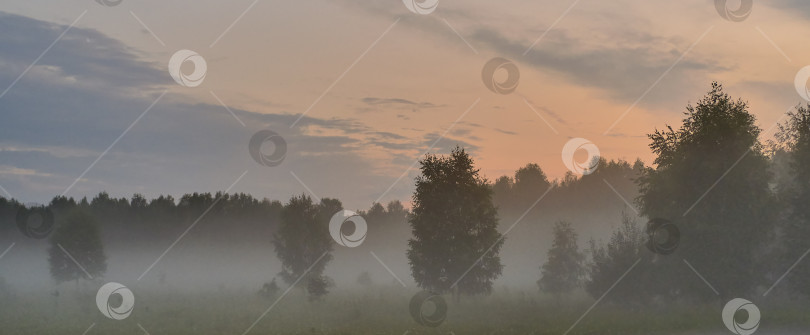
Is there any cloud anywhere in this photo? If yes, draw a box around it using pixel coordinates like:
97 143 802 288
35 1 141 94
421 132 481 153
0 12 166 95
469 26 726 107
494 128 518 135
337 0 730 111
361 97 441 109
521 97 569 127
772 0 810 18
0 11 429 208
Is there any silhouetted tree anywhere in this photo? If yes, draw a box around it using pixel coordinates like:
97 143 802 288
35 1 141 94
365 202 386 223
491 158 642 240
539 221 584 299
47 209 107 285
773 105 810 297
513 163 551 207
386 200 407 218
638 83 776 300
492 163 551 217
273 195 334 299
407 147 503 299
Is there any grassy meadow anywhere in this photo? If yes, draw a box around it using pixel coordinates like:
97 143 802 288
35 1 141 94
2 285 809 335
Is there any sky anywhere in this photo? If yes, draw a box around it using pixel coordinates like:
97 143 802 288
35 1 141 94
1 0 809 210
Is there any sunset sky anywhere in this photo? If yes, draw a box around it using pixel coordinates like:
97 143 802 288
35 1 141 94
1 0 809 209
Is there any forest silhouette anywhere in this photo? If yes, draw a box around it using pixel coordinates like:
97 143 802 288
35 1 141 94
3 84 810 333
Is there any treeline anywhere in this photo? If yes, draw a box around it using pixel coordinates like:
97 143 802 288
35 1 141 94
0 191 411 296
9 83 810 308
538 83 810 307
0 159 642 296
0 193 407 246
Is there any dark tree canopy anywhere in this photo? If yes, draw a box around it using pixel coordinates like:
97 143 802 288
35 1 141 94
273 195 336 300
47 209 107 284
773 105 810 296
407 147 503 297
638 83 775 299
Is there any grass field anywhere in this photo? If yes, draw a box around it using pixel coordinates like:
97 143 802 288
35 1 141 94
2 286 808 335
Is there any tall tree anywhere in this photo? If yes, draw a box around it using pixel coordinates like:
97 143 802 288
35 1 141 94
772 105 810 296
638 83 775 299
273 195 335 300
539 221 584 299
407 147 503 298
48 209 107 284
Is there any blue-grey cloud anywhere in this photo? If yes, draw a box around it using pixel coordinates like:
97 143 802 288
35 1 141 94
0 12 166 94
772 0 810 18
0 11 443 208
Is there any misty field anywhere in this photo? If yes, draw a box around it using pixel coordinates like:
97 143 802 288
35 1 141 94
6 84 810 335
2 285 809 335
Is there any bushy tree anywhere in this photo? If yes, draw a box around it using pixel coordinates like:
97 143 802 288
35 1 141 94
273 195 335 300
772 105 810 297
407 147 503 299
539 221 584 298
638 83 775 299
513 163 551 208
492 163 551 217
48 209 107 284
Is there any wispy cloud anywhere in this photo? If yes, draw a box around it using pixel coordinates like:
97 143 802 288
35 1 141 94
0 11 432 207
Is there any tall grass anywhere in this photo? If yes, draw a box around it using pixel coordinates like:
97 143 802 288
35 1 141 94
1 286 807 334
